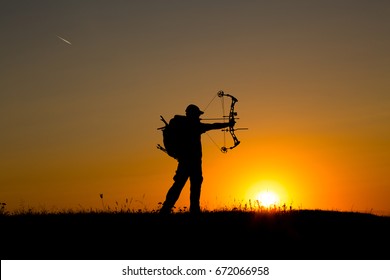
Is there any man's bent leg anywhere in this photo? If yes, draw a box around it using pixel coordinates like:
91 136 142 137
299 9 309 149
160 161 189 214
160 180 187 213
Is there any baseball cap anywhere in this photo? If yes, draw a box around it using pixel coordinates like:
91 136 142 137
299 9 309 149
185 104 204 116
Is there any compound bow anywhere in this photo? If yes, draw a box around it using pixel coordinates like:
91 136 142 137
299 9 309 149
203 90 247 153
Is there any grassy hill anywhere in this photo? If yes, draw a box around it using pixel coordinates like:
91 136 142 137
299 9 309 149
1 209 389 260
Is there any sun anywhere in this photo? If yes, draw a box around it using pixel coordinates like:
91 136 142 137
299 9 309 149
246 180 287 209
256 190 280 208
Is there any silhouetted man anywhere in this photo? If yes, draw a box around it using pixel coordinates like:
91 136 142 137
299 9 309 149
159 104 234 214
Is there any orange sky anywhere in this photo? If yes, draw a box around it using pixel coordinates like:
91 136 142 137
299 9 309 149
1 1 390 215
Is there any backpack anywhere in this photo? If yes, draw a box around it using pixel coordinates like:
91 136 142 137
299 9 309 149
157 115 187 159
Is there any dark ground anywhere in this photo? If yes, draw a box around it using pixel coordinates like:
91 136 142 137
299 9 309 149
1 209 389 260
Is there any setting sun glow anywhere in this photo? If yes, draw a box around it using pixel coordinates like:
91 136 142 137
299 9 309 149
246 180 286 209
257 191 280 208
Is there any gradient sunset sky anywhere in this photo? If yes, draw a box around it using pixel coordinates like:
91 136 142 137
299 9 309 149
1 1 389 214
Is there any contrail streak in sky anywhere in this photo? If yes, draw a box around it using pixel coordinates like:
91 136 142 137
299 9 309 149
57 35 72 45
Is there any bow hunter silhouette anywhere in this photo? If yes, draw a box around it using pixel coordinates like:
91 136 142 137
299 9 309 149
158 91 243 214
